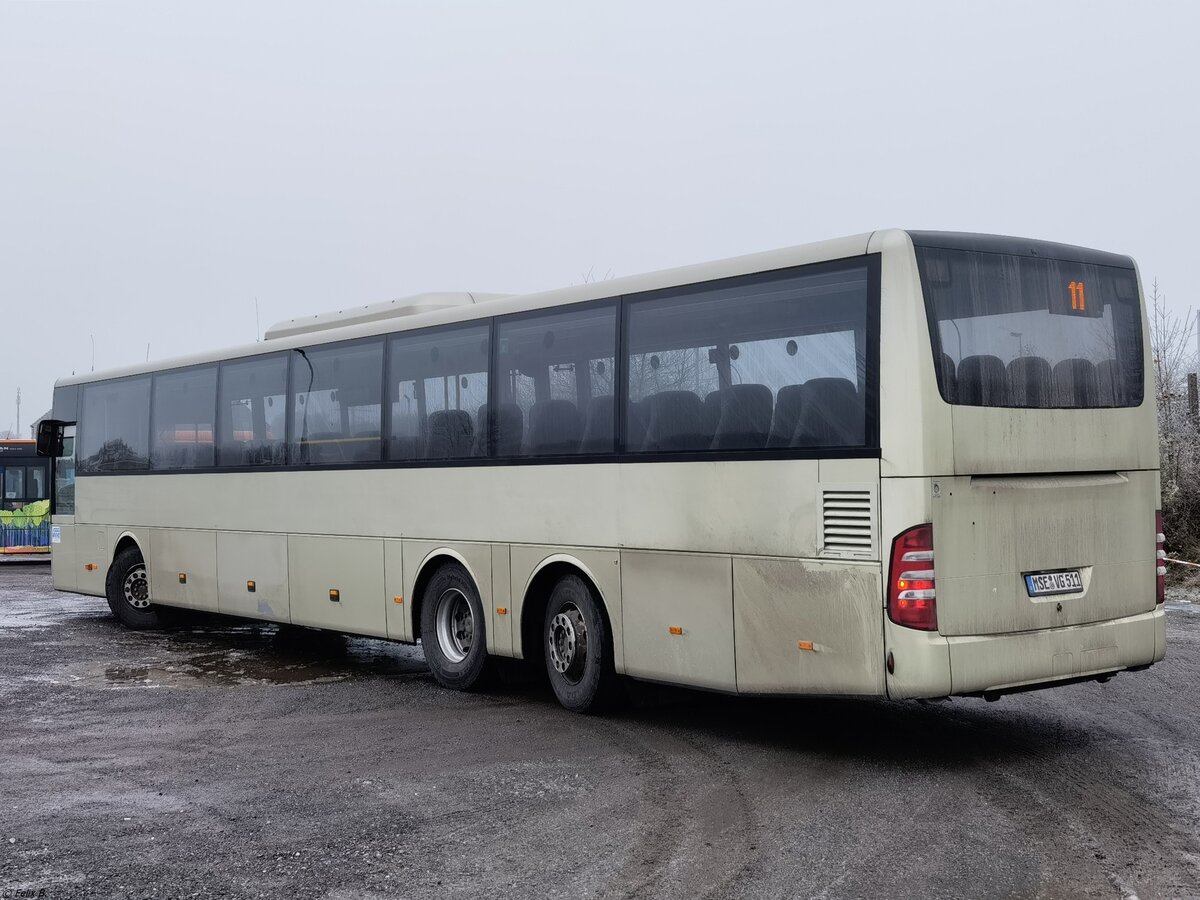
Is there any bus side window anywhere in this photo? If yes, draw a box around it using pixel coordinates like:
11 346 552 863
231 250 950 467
625 263 870 453
216 354 288 467
78 376 152 473
288 340 384 465
494 304 617 456
387 323 489 461
150 365 217 470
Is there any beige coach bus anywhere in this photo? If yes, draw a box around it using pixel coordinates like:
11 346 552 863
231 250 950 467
38 230 1165 712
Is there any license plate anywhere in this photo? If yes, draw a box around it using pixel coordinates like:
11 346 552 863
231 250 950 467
1025 570 1083 596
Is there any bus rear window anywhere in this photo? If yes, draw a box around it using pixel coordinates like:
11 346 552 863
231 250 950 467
915 246 1144 409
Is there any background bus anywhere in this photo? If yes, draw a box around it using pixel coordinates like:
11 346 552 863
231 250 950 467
39 229 1164 711
0 439 52 554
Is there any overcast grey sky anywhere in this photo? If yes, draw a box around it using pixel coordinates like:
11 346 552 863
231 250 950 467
1 0 1196 431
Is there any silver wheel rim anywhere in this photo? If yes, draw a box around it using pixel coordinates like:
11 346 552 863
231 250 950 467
123 565 151 610
434 588 474 663
548 602 588 684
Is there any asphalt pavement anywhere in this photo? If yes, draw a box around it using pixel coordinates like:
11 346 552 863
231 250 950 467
2 562 1198 900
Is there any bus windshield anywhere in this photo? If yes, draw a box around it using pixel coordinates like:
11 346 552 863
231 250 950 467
916 244 1144 409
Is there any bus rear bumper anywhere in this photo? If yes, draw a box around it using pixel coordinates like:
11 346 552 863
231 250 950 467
945 607 1165 697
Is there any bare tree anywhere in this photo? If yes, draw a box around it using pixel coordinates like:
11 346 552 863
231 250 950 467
1150 279 1200 558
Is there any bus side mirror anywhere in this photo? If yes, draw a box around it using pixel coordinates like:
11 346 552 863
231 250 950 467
36 420 64 458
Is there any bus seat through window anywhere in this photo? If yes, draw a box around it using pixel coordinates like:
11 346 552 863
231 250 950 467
1052 358 1100 408
711 384 773 450
1007 356 1053 407
1096 359 1120 406
528 399 583 455
767 384 805 448
580 395 615 454
957 355 1008 406
795 378 862 447
642 391 709 451
426 410 473 458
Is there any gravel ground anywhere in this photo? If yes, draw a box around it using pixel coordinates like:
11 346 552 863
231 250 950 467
2 563 1199 900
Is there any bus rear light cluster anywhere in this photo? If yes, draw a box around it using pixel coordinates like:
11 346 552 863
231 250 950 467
1156 510 1166 605
888 524 938 631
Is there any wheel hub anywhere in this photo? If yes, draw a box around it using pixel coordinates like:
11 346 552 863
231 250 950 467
548 604 588 683
123 566 151 609
435 589 474 663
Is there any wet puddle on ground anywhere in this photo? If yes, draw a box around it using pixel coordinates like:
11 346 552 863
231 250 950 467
5 597 430 689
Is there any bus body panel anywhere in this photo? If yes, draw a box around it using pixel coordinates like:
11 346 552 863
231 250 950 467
619 549 736 691
149 528 219 612
488 543 514 656
217 531 290 623
871 229 955 480
75 524 110 596
50 519 77 591
732 556 884 694
946 608 1163 695
932 470 1156 636
288 535 387 638
948 406 1158 476
882 620 951 699
72 463 844 561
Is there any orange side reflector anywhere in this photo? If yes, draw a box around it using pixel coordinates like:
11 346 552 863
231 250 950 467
84 563 97 571
393 596 404 604
496 607 507 616
329 589 340 602
668 626 683 636
247 581 256 592
798 640 815 652
178 573 187 584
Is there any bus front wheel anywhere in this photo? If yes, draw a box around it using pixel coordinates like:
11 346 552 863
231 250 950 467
420 563 492 691
104 545 162 630
543 574 616 713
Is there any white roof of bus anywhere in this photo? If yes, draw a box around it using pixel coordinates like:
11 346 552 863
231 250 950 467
55 230 880 387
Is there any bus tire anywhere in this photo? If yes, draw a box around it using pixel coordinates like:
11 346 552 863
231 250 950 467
420 563 492 691
104 545 162 630
543 574 616 713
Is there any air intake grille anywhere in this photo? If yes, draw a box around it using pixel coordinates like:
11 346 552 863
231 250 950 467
821 487 876 558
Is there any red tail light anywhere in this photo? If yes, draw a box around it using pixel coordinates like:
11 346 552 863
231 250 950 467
889 523 938 631
1156 510 1166 605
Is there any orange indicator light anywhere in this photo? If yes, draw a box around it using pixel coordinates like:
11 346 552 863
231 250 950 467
496 607 507 615
246 580 256 592
798 640 815 652
178 573 187 584
393 596 404 604
329 589 340 602
668 626 684 636
84 563 97 571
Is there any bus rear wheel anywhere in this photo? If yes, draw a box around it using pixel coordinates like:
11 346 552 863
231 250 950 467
543 574 616 713
104 545 162 630
420 563 492 691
